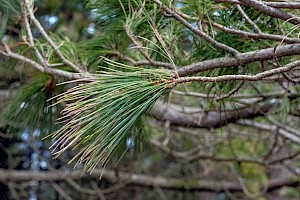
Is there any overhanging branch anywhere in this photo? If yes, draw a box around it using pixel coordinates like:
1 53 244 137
178 43 300 76
150 100 274 128
239 0 300 26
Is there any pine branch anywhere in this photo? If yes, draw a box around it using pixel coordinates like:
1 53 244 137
50 60 175 172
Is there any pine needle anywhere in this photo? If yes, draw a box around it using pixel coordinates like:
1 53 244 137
50 59 175 173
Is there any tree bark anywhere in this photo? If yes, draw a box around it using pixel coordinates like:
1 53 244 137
150 100 274 128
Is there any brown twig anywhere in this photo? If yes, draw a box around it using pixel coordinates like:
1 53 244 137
236 4 261 33
0 44 82 80
152 0 240 56
175 60 300 83
239 0 300 26
207 20 300 44
215 0 300 9
177 44 300 76
23 0 84 73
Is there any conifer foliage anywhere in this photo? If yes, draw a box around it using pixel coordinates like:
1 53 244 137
51 60 175 172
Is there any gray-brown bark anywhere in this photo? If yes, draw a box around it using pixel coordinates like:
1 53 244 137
177 43 300 76
0 169 298 192
150 100 274 128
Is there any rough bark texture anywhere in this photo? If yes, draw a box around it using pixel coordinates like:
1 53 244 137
177 43 300 76
150 100 274 128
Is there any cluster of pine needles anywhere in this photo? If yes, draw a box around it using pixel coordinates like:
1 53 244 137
50 59 175 173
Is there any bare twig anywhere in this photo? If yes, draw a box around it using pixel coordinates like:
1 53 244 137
149 23 176 70
112 48 173 69
23 0 84 73
124 26 153 62
267 116 300 138
173 90 300 100
51 182 72 200
151 138 265 164
215 81 244 100
236 4 261 33
264 2 300 9
239 0 300 26
8 182 20 200
208 21 300 44
67 179 106 199
0 45 82 79
176 60 300 83
90 181 106 200
152 0 240 56
215 0 300 9
238 120 300 145
23 10 48 67
231 166 268 198
267 150 300 165
177 44 300 76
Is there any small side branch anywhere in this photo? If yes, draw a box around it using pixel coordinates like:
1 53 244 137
208 21 300 44
152 0 240 56
236 4 261 33
124 26 153 63
177 43 300 76
239 0 300 26
215 0 300 9
23 0 84 73
176 60 300 83
23 9 48 67
0 45 82 80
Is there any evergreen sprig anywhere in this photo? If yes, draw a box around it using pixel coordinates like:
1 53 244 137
1 73 60 134
50 59 175 173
